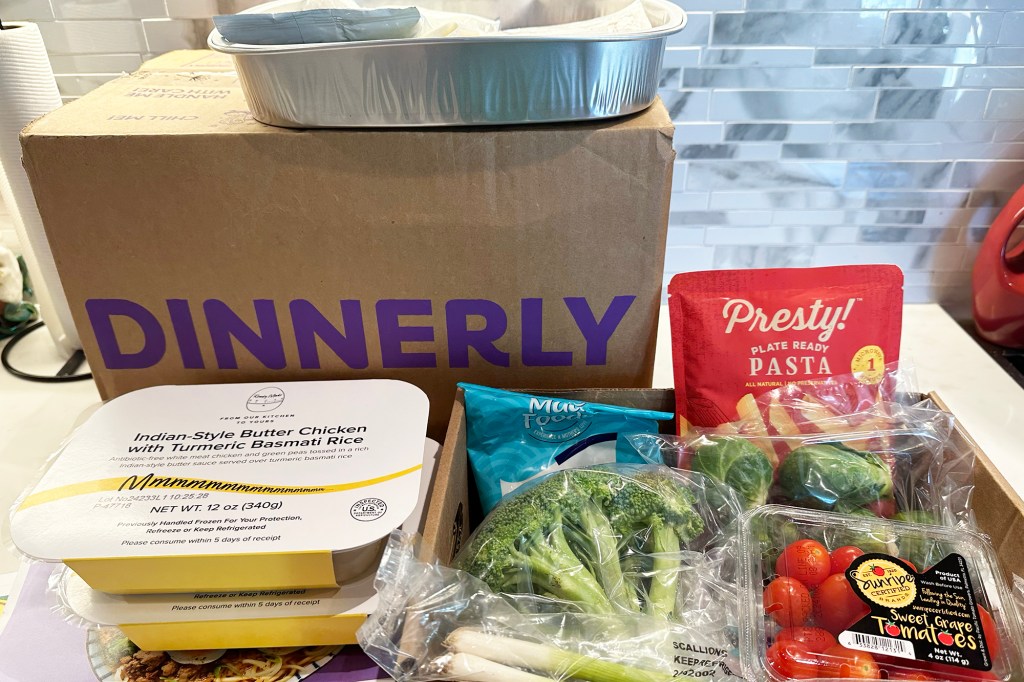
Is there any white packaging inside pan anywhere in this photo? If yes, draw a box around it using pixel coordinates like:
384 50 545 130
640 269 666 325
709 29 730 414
208 0 686 127
55 438 440 651
10 380 428 594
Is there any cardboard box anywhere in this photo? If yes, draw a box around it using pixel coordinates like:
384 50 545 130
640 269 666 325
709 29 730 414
424 388 1024 584
21 51 676 439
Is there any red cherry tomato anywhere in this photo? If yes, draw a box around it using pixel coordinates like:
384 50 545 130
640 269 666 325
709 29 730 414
767 641 822 680
765 576 813 628
978 605 1001 660
830 546 865 576
812 574 870 636
820 645 879 679
777 539 832 588
776 626 837 654
896 558 919 573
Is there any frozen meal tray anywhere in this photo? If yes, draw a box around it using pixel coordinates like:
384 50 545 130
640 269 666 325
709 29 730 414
208 0 685 127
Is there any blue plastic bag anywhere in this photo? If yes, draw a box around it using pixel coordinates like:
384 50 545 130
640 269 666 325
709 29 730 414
458 383 675 513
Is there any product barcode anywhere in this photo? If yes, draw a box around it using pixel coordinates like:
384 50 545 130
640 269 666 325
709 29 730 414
838 632 916 660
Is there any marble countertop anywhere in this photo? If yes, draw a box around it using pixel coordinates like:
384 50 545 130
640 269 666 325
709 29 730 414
1 303 1023 575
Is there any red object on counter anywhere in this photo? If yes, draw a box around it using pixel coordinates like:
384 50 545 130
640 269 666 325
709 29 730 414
973 184 1024 348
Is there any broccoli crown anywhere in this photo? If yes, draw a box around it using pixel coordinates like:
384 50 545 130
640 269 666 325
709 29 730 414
454 466 705 618
606 469 703 545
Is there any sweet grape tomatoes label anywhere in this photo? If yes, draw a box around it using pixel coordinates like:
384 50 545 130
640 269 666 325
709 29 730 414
667 266 903 430
839 553 993 671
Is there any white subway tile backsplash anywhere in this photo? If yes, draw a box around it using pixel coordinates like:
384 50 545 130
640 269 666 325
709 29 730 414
849 66 960 88
673 123 724 145
984 89 1024 120
710 90 877 121
985 47 1024 65
815 47 986 65
37 20 147 54
659 90 712 121
713 12 888 47
53 0 167 19
834 120 995 141
997 12 1024 46
876 88 989 120
9 0 1024 309
725 122 833 142
683 66 850 89
865 191 970 207
142 17 212 52
882 11 1002 46
662 47 701 68
164 0 218 18
678 143 783 160
845 161 952 188
702 47 816 67
2 0 55 21
687 161 847 191
962 67 1024 87
49 52 143 72
708 190 867 210
667 12 710 47
669 193 711 211
951 160 1024 188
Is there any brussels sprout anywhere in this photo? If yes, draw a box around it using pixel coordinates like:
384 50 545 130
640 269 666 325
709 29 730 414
691 436 774 510
777 443 893 511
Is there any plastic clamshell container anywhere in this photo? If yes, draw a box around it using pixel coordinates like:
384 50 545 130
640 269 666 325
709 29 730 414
207 0 685 127
10 380 428 595
57 438 440 651
738 505 1024 682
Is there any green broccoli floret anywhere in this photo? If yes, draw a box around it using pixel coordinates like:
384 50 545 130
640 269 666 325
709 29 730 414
454 467 705 621
602 468 704 619
455 472 616 614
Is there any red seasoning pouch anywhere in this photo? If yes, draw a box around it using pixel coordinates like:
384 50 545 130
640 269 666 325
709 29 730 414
667 265 904 433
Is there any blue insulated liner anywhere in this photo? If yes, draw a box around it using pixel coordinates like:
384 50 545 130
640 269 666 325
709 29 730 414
459 383 674 513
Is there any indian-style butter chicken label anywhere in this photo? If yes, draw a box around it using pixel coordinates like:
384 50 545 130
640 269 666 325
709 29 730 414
839 553 994 671
667 266 903 430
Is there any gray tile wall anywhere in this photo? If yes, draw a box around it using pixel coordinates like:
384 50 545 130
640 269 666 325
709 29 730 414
4 0 1024 317
661 0 1024 316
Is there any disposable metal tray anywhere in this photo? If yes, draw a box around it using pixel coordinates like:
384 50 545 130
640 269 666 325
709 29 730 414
208 0 685 127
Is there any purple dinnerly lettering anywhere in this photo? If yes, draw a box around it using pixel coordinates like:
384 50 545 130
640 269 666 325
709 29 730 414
564 295 636 365
290 299 369 370
445 299 510 368
521 298 573 366
204 299 287 370
85 295 639 372
85 298 166 369
167 298 205 369
375 299 437 368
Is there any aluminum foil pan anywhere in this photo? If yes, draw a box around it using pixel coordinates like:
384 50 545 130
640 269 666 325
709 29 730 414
208 0 685 127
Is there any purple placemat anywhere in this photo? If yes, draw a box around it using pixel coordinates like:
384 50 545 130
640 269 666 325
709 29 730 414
0 563 389 682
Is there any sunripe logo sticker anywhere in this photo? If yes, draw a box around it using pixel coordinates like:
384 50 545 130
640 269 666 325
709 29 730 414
849 558 916 608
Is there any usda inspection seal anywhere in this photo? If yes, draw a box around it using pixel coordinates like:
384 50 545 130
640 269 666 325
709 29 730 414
351 498 387 521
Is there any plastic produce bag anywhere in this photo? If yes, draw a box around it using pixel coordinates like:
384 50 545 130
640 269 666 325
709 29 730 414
630 380 975 527
452 464 743 617
358 532 748 682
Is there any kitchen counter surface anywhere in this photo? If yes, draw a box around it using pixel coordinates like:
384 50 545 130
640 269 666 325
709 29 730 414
2 302 1023 575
